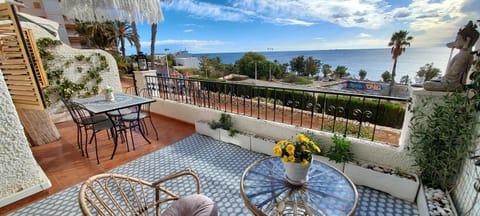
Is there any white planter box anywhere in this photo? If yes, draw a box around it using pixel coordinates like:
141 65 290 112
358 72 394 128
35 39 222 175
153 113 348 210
195 121 220 140
312 155 345 172
219 129 251 150
417 184 458 216
344 162 420 202
251 136 276 156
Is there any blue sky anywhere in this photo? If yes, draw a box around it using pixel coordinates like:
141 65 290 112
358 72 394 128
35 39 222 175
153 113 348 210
130 0 479 55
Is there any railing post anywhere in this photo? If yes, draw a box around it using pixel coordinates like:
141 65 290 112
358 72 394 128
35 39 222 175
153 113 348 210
133 70 156 94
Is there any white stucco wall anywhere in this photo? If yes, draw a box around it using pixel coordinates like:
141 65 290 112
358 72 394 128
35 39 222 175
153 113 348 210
149 98 417 172
21 18 122 122
0 69 51 207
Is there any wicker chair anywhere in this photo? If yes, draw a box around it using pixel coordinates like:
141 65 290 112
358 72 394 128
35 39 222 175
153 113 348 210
79 169 202 216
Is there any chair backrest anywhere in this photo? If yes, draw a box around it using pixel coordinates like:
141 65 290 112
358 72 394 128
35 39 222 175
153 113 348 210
69 102 97 127
79 170 201 216
138 88 153 113
61 98 82 125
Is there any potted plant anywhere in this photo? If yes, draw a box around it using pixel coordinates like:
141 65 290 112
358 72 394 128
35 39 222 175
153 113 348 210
196 113 251 150
272 133 321 185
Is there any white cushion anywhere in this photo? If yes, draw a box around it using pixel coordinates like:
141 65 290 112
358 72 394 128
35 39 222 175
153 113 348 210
162 194 218 216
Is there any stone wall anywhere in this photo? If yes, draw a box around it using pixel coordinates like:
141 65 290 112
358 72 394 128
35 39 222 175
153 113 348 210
0 69 51 207
21 19 122 122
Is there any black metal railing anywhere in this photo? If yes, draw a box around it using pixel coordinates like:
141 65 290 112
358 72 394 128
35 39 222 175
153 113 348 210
145 75 410 145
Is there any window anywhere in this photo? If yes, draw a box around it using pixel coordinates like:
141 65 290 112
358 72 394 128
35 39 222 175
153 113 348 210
33 2 42 8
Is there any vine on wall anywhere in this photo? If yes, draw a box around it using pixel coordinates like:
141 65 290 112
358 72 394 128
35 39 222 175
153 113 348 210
36 38 109 105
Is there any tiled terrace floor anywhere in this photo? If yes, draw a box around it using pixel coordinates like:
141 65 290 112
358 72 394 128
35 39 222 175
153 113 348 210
0 113 195 215
1 114 419 215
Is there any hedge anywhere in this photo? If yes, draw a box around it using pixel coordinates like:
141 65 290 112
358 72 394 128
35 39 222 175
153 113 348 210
197 81 406 129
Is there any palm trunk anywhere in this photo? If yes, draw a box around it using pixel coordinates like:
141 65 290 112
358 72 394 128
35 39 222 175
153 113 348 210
388 58 398 96
131 21 141 53
120 37 126 58
150 23 157 70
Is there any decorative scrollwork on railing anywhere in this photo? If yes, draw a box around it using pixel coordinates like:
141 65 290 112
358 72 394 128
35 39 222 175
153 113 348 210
315 104 323 113
327 105 345 117
306 102 314 110
286 100 293 107
352 109 374 122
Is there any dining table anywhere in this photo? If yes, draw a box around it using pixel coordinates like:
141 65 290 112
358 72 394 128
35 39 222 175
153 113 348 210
72 92 155 158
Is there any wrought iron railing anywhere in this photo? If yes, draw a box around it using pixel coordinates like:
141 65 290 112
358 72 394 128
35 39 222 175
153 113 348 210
145 75 410 145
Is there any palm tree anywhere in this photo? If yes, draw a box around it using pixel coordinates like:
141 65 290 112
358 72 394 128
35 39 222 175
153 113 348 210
75 22 117 50
388 30 413 96
131 21 141 53
150 23 157 70
358 69 367 80
114 21 135 58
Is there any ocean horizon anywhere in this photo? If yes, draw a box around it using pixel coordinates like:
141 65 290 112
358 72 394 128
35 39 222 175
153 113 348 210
193 47 453 81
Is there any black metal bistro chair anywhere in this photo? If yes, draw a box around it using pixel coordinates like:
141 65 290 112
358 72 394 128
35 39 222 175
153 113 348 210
115 88 158 150
69 101 121 164
61 98 108 157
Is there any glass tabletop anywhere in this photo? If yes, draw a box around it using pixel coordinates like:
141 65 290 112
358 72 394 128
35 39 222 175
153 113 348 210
73 92 155 114
240 157 358 216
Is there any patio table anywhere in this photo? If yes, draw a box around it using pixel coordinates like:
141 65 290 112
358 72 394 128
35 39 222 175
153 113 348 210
240 157 358 216
73 92 155 156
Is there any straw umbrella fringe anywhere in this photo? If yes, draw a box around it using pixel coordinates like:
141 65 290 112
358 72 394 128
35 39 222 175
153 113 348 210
60 0 165 24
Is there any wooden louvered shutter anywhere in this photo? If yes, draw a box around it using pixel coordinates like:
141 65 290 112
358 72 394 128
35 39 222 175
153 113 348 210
0 3 46 110
23 29 48 88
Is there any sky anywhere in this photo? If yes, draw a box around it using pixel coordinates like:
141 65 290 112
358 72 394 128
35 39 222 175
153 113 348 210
130 0 480 55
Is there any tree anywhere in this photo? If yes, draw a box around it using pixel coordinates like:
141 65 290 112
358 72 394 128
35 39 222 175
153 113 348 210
400 75 411 85
150 23 158 69
290 55 305 75
358 69 367 80
417 63 441 81
388 30 413 95
322 64 332 78
131 21 141 53
199 56 211 77
114 21 135 58
382 71 392 82
75 22 117 50
305 56 321 77
234 52 267 78
334 66 349 78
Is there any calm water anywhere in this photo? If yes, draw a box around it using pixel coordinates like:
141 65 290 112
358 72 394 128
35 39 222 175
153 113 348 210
193 47 452 81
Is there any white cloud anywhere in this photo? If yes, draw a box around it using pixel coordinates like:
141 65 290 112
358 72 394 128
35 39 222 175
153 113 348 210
358 33 372 38
272 18 315 26
389 0 472 47
140 39 227 51
184 29 194 32
167 0 391 28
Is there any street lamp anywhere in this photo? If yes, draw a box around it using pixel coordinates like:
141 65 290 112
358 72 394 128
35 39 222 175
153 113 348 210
137 52 148 71
267 48 273 81
164 48 170 77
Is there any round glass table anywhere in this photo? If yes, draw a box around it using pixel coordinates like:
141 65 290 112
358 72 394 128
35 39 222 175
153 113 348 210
240 157 358 216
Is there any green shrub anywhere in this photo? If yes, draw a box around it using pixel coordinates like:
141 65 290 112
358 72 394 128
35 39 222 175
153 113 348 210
326 134 354 163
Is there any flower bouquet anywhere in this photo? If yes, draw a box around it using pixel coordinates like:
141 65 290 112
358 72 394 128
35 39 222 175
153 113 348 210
103 85 114 101
273 133 321 185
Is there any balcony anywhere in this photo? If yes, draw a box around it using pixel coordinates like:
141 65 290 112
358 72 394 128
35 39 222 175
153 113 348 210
1 75 476 215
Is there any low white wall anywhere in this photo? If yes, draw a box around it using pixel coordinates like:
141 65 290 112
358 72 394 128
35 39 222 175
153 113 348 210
150 98 416 172
0 70 51 207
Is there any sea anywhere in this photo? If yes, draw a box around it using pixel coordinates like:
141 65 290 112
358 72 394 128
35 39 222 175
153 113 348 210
193 47 453 82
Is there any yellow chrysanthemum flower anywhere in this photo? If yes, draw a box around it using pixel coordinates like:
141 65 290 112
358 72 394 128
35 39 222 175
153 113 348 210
313 144 321 153
273 145 282 156
288 155 295 162
301 159 309 166
282 155 289 163
286 144 295 155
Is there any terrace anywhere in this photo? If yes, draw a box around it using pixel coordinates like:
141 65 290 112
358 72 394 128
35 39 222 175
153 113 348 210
1 74 478 215
0 2 479 215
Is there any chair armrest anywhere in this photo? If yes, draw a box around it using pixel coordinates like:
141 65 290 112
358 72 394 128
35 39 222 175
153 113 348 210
152 169 201 194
